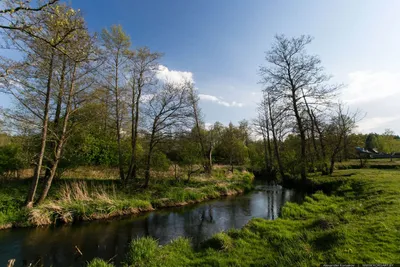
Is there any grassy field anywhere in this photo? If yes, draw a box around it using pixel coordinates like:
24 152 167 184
89 168 400 266
336 158 400 169
0 168 254 229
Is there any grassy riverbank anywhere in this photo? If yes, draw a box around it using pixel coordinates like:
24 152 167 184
0 169 254 229
89 168 400 266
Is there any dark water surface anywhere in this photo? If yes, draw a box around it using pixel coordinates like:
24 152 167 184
0 182 303 266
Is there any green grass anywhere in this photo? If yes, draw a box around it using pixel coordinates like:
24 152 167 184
0 169 254 228
336 158 400 170
89 168 400 266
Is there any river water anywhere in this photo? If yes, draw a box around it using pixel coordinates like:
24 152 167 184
0 182 303 266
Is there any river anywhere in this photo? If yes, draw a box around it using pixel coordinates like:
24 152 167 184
0 182 303 266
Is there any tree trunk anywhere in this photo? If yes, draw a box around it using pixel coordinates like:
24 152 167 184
265 116 273 168
262 136 269 171
206 147 213 174
37 140 63 204
25 52 54 208
37 63 76 204
301 89 318 172
190 90 210 175
187 165 192 183
291 92 307 181
144 121 156 188
127 76 142 181
45 55 67 180
174 163 178 181
312 110 328 174
114 52 125 181
144 147 153 188
267 94 285 179
329 154 336 175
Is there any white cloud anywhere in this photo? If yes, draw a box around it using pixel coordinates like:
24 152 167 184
199 94 244 107
155 65 193 84
342 71 400 134
356 116 400 133
343 71 400 104
204 122 213 130
140 94 154 103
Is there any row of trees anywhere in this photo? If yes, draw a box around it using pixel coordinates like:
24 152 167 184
255 35 363 180
1 1 396 207
0 1 206 207
0 1 259 207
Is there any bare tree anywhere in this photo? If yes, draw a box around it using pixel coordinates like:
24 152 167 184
260 35 339 181
266 90 287 179
126 47 162 181
142 81 193 188
325 104 360 175
254 94 274 173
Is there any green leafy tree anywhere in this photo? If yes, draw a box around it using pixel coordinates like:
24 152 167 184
100 25 131 181
217 123 249 172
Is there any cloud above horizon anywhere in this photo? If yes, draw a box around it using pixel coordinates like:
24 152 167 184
199 94 244 107
343 71 400 134
155 65 194 84
342 71 400 104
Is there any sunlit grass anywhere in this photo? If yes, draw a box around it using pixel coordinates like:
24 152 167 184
0 168 254 228
89 168 400 266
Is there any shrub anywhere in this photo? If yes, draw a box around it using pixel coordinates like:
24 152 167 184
0 144 25 178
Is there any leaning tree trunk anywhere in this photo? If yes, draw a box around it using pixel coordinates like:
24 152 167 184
25 52 54 208
45 55 66 180
291 90 307 181
37 63 76 204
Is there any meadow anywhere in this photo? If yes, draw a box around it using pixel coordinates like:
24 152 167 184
88 166 400 266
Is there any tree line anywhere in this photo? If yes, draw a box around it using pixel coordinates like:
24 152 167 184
0 1 256 207
0 1 398 208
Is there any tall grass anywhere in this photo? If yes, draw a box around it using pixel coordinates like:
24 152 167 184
0 168 254 228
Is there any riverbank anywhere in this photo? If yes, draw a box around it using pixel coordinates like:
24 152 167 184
89 168 400 266
0 169 254 229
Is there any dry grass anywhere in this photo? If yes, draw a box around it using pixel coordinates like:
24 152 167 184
61 166 120 180
28 208 52 226
58 181 114 203
1 167 253 228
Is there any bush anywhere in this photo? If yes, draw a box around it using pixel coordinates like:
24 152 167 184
0 144 25 178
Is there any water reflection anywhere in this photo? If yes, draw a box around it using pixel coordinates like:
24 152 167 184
0 183 303 267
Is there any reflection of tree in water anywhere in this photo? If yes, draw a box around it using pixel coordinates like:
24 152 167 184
9 186 305 267
17 215 155 266
265 187 284 220
185 205 215 247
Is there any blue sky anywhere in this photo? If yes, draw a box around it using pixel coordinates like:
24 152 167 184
2 0 400 134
